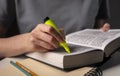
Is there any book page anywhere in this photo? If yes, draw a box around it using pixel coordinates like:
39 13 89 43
52 44 98 55
66 29 120 50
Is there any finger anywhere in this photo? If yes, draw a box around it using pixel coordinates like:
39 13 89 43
33 45 48 52
59 28 66 39
100 23 110 32
38 24 64 42
34 39 53 50
31 28 59 48
32 38 55 50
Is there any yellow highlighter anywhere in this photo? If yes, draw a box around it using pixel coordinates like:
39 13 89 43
44 17 71 53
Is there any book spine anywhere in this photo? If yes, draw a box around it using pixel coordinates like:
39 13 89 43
84 67 102 76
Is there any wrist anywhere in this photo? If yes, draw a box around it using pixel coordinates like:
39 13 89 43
19 33 34 53
0 33 33 57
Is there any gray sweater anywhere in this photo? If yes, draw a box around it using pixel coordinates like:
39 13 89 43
0 0 109 34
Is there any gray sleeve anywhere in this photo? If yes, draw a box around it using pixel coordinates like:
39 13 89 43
0 0 16 29
96 0 110 19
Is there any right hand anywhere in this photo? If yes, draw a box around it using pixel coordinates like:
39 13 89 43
0 23 65 57
27 23 65 52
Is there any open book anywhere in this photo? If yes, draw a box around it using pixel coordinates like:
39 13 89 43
26 29 120 69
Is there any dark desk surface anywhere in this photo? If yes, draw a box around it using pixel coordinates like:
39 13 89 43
101 51 120 76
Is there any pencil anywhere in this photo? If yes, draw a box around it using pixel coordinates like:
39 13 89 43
10 61 32 76
16 62 38 76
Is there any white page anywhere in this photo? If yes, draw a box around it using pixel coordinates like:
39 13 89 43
66 29 120 50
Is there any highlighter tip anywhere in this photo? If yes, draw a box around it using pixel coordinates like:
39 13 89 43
60 42 71 53
65 48 71 53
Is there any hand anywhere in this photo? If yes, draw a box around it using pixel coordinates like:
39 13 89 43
28 23 64 52
0 24 65 57
100 23 110 32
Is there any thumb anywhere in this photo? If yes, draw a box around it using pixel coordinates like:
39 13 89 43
100 23 110 32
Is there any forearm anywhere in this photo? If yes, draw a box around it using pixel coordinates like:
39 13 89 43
0 24 64 57
0 33 32 57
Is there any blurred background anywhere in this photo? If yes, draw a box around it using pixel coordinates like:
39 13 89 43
108 0 120 28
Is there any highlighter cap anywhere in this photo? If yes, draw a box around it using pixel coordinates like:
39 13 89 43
44 17 71 53
44 17 50 23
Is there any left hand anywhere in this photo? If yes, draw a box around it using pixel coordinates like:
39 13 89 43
100 23 110 32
